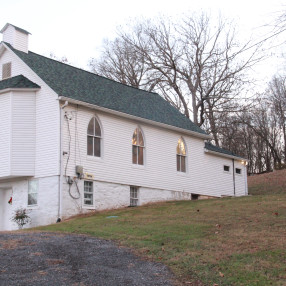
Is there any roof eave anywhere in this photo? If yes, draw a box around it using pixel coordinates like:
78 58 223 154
0 87 40 95
204 148 248 162
59 96 212 140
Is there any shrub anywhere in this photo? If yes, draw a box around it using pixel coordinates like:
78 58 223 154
11 208 31 229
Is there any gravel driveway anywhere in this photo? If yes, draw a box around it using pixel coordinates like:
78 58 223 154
0 232 176 286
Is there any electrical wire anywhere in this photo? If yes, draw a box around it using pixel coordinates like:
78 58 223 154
64 111 81 200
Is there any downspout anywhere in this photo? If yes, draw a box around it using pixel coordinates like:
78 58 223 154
244 162 248 196
232 159 236 196
58 100 69 222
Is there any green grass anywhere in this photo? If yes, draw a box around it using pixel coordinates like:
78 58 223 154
35 191 286 285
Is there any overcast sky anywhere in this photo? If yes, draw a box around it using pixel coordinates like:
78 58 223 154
1 0 285 87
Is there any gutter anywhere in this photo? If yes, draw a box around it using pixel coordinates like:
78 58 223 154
58 96 212 140
204 148 248 162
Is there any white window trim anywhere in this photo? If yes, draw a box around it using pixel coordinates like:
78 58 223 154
130 186 139 207
27 179 38 207
87 116 103 158
176 137 187 173
132 127 145 166
83 181 95 209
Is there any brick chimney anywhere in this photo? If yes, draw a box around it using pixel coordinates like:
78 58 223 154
1 23 30 53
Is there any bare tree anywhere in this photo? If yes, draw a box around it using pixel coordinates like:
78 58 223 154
89 38 159 92
90 13 263 140
49 53 71 64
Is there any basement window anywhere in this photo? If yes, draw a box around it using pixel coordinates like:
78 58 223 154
130 186 139 207
224 165 230 172
84 181 93 206
235 168 242 175
2 62 11 79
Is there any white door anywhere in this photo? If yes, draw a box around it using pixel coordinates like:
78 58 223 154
0 188 13 231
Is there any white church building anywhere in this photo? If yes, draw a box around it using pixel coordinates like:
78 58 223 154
0 23 248 231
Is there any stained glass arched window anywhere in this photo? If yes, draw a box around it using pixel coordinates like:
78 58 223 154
177 137 186 172
132 127 144 165
87 117 101 157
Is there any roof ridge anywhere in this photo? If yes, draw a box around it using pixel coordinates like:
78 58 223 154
25 49 159 96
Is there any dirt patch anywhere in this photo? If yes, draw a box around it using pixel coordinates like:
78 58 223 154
0 232 176 286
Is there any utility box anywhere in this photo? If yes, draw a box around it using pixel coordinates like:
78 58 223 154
75 165 84 177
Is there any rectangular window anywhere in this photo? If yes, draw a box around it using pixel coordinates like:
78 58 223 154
224 165 230 172
177 155 186 172
28 180 38 206
130 186 139 207
84 181 93 205
235 168 242 175
2 62 11 79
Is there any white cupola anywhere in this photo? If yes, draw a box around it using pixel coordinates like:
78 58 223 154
0 23 30 53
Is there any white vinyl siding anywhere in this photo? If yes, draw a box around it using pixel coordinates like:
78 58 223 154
0 47 60 178
61 104 248 198
2 25 29 53
0 92 11 177
11 92 36 176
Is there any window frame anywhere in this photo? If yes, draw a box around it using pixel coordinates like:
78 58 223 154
132 127 145 166
223 165 230 173
27 180 38 206
130 186 139 207
83 181 94 207
87 116 102 158
176 137 187 173
235 168 242 175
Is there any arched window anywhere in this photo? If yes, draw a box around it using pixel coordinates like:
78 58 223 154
132 127 144 165
87 117 101 157
177 137 186 172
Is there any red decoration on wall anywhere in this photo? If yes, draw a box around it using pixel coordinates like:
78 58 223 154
8 197 12 205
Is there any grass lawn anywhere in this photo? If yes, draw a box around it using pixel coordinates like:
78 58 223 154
36 188 286 285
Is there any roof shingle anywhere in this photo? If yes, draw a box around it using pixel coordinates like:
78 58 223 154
205 142 242 159
0 74 40 90
5 43 207 136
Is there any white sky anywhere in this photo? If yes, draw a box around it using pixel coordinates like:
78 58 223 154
1 0 285 87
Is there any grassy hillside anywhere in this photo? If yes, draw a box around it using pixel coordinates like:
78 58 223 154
36 184 286 285
248 169 286 195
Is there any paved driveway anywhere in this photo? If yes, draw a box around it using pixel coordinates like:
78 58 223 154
0 232 176 286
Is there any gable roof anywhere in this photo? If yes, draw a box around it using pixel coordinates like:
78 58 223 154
3 42 208 137
205 142 244 160
0 23 31 35
0 75 40 90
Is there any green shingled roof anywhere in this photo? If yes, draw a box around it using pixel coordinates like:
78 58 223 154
205 142 242 158
0 74 40 90
5 42 207 135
